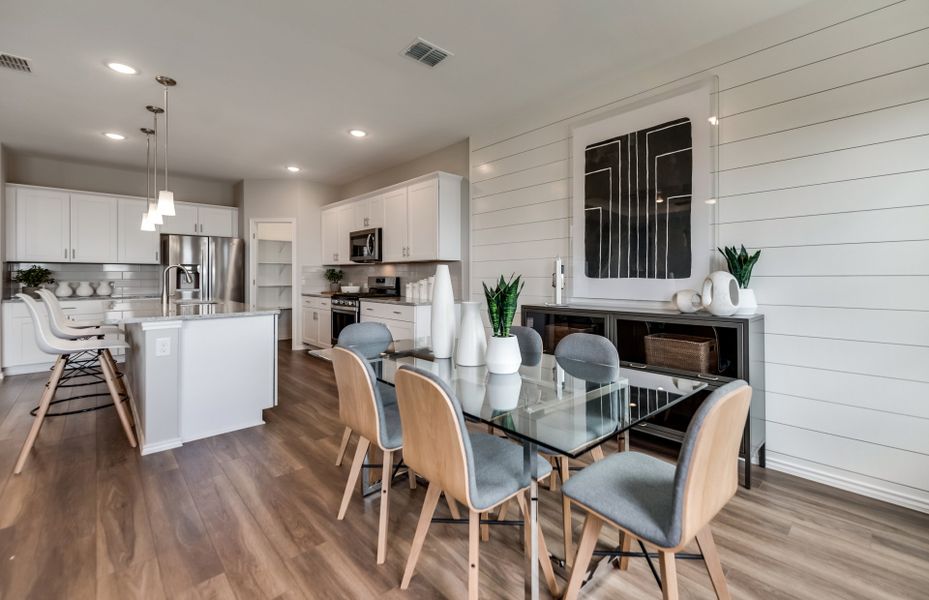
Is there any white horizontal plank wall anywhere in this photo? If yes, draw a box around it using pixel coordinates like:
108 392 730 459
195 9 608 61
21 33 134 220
468 0 929 512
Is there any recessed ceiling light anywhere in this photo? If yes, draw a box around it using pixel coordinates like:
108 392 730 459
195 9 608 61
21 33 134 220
106 62 138 75
286 166 301 173
103 132 126 140
349 129 367 138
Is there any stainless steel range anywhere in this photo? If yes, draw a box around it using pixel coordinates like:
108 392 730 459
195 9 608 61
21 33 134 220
330 276 400 344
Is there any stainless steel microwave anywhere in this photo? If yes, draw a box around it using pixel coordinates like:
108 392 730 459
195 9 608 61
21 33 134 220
349 228 382 263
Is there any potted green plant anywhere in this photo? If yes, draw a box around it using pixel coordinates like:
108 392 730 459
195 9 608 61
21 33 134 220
14 265 55 298
324 268 344 292
482 274 524 374
718 245 761 315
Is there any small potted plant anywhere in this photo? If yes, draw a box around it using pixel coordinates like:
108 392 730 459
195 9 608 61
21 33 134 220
718 245 761 315
324 268 344 293
482 274 524 374
14 265 55 298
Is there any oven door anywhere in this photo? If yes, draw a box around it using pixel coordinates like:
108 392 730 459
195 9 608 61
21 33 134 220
330 306 359 345
349 228 381 263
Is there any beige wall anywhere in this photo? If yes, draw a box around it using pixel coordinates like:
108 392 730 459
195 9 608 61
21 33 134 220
336 138 469 199
4 151 237 206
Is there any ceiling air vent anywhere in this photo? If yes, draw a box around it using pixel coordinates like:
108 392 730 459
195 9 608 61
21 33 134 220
0 53 31 73
403 38 452 68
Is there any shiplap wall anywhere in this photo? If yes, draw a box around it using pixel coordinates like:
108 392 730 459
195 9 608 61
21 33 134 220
469 0 929 512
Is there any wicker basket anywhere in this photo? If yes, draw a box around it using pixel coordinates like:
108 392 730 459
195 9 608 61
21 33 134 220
644 333 718 374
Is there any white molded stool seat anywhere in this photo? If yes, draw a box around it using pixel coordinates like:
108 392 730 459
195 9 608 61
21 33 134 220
36 289 121 338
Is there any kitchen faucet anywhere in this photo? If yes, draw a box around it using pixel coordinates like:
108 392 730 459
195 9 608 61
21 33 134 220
162 264 193 306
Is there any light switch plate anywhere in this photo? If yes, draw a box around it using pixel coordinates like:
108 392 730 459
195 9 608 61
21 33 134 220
155 337 171 357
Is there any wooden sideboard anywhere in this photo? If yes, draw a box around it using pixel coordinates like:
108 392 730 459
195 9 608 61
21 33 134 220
521 304 765 488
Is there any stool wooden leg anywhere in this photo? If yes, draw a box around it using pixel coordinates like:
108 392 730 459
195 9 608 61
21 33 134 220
402 483 441 589
377 449 393 564
338 437 370 520
99 354 137 447
589 445 605 461
696 525 730 600
617 530 633 570
14 356 66 474
560 456 573 566
660 551 679 600
445 493 461 520
335 426 352 466
408 467 417 490
563 514 603 600
105 350 135 427
468 509 480 600
480 512 490 542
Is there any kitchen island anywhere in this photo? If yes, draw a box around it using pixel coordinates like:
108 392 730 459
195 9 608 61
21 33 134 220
106 299 279 455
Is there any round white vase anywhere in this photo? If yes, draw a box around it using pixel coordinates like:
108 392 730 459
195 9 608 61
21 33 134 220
671 289 701 313
701 271 740 316
430 265 456 358
487 373 522 410
55 281 73 298
75 281 94 297
736 288 757 315
95 281 113 297
485 335 521 374
455 301 486 366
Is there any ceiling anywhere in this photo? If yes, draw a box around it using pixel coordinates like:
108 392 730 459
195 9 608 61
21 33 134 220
0 0 810 185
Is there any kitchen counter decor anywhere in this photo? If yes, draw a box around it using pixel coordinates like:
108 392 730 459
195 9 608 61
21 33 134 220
430 264 456 358
719 244 761 315
483 274 524 374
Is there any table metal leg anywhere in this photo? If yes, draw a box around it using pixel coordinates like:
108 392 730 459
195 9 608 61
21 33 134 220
523 442 539 600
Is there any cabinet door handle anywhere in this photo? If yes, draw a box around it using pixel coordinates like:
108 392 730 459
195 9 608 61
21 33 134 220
392 310 402 315
155 250 159 262
626 362 648 369
72 248 75 259
365 307 374 311
194 223 198 233
697 373 720 381
64 248 68 259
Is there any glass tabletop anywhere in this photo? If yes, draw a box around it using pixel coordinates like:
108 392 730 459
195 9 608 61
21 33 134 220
357 339 707 458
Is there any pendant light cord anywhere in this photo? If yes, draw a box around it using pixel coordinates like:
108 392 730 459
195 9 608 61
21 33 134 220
163 84 169 190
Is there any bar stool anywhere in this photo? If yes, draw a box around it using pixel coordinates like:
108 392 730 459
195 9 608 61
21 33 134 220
13 293 137 474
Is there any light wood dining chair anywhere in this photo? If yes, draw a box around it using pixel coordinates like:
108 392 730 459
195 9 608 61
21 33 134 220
332 345 407 565
395 364 560 599
561 380 752 600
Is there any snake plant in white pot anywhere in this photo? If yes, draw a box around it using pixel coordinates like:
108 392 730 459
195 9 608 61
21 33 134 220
719 245 761 315
483 274 524 374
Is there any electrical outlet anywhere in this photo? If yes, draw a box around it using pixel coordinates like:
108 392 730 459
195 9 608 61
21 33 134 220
155 337 171 357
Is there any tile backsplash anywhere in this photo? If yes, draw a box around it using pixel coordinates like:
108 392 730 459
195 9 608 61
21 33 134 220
6 262 161 298
302 262 462 298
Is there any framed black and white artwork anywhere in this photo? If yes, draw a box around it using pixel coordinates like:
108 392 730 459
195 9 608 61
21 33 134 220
571 83 715 302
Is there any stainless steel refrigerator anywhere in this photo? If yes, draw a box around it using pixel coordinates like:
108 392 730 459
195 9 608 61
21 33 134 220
161 235 245 302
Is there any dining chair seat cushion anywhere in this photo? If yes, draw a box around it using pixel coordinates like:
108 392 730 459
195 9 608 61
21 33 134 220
562 451 677 548
467 431 552 511
378 382 398 406
379 400 404 450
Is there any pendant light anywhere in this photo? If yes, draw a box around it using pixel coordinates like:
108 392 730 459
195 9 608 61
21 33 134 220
145 105 165 226
140 127 156 231
155 75 177 216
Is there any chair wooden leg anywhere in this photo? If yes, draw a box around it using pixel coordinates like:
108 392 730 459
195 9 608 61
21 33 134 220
547 456 558 491
99 354 137 448
402 482 441 589
335 426 352 466
516 492 560 598
105 350 136 428
498 499 511 523
617 530 633 570
563 514 603 600
468 509 480 600
408 467 417 490
446 493 461 520
376 449 393 564
338 437 370 520
589 445 605 461
14 356 66 474
560 456 573 567
696 525 730 600
480 512 490 542
660 551 679 600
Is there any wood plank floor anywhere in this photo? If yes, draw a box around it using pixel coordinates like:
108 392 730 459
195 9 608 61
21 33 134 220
0 343 927 599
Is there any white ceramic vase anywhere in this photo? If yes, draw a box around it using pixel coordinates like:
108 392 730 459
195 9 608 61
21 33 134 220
75 281 94 297
431 265 456 359
671 289 701 313
95 281 113 296
55 281 73 298
736 288 757 315
485 335 521 374
455 301 486 366
487 373 522 410
701 271 740 316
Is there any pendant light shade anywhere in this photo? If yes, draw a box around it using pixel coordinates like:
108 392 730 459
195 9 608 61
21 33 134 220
156 75 177 216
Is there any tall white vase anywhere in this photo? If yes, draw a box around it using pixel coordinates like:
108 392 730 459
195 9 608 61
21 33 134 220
431 265 456 358
456 301 486 366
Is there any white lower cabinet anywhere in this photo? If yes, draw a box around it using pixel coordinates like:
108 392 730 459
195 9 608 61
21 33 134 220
301 296 332 348
2 299 120 374
360 301 431 341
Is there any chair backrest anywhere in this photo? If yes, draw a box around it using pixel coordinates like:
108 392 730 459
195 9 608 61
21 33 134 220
394 364 479 511
36 289 93 339
15 294 83 355
331 345 395 450
337 322 393 359
510 326 543 365
670 380 751 548
554 333 619 382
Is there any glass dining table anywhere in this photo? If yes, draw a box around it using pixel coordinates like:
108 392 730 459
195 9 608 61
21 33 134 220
327 339 708 599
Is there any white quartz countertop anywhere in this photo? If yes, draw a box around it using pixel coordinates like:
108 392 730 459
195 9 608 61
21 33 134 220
104 298 279 324
360 297 451 307
3 293 160 303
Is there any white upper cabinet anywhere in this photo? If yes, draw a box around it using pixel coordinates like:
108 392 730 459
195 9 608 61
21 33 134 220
160 203 199 235
7 187 70 262
69 193 118 263
197 205 236 237
321 172 461 265
118 197 160 264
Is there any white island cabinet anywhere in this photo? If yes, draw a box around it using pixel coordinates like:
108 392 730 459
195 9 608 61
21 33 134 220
106 299 278 455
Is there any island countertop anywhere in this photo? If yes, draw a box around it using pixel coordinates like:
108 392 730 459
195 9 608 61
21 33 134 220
104 298 279 325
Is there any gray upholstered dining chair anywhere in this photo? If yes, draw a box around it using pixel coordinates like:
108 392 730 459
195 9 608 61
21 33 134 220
561 380 752 600
332 345 406 565
510 325 543 366
394 364 560 599
553 332 621 563
334 322 395 466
